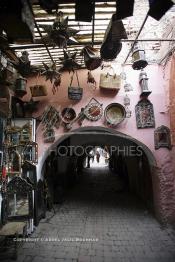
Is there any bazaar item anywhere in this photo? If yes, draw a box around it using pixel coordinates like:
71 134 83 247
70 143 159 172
87 71 97 89
81 46 102 71
40 11 79 48
59 50 81 72
104 103 126 127
68 71 83 101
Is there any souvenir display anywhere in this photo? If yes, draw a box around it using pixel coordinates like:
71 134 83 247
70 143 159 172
104 103 126 127
154 125 172 150
42 62 61 84
123 95 130 106
81 46 102 71
139 70 152 97
15 75 27 98
30 84 48 97
84 98 103 121
87 71 97 89
40 11 79 48
43 128 55 143
61 108 76 124
12 51 31 77
59 50 81 72
41 106 60 129
100 14 127 60
39 0 58 14
132 42 148 70
99 70 121 92
75 0 94 22
68 71 83 101
135 99 155 128
0 0 34 43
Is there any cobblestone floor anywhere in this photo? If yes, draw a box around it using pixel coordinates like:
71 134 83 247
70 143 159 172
3 166 175 262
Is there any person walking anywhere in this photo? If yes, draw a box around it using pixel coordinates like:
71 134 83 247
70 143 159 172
96 151 100 163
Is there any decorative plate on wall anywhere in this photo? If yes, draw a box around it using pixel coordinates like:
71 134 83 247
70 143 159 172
104 103 126 127
61 108 76 124
84 98 103 121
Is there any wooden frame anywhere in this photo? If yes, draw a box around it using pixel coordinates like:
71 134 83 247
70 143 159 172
154 125 172 150
6 176 33 222
135 99 155 129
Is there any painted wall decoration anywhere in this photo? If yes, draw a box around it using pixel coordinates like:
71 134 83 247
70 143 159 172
154 125 172 150
135 99 155 128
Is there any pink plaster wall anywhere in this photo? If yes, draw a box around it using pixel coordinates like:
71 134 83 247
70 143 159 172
24 65 169 158
23 64 175 223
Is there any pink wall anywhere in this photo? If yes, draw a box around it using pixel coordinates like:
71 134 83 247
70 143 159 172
24 64 175 223
24 65 169 161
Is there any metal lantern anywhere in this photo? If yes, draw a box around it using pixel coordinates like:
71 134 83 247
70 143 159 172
15 75 27 97
132 42 148 70
139 70 152 97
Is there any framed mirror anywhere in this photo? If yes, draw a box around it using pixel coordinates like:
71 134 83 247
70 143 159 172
6 176 33 221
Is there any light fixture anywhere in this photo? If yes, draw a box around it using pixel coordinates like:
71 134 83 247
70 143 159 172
139 70 152 98
132 42 148 70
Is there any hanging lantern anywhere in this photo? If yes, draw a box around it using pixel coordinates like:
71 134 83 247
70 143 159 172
132 42 148 70
15 75 27 97
139 70 151 97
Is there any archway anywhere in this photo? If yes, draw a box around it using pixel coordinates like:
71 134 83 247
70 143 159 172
40 127 160 220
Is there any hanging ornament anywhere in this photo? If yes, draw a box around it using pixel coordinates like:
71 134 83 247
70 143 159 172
81 46 102 70
132 41 148 70
59 50 81 72
124 82 133 92
12 51 31 77
40 11 79 48
125 106 132 118
41 61 61 94
41 61 61 83
139 70 152 98
87 71 96 89
123 94 130 106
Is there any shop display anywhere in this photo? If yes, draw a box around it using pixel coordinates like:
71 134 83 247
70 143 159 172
41 106 60 129
99 71 121 92
43 128 55 143
84 98 103 121
87 71 97 89
104 103 126 127
40 11 79 48
59 51 81 72
61 108 76 124
154 125 172 150
81 46 102 71
0 0 34 43
30 84 48 97
139 70 152 97
15 75 27 98
68 71 83 100
132 42 148 70
135 99 155 128
100 14 127 60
